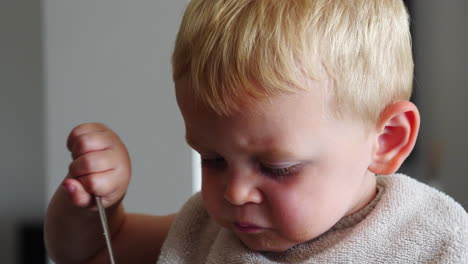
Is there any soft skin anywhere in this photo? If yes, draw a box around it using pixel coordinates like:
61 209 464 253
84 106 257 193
176 77 419 252
45 123 175 264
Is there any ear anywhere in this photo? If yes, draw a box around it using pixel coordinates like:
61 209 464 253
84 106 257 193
368 101 420 175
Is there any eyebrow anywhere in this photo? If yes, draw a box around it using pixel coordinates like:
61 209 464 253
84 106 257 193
185 135 301 160
185 135 192 145
185 136 200 150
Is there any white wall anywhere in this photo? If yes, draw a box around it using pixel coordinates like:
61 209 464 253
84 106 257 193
0 1 44 263
411 0 468 208
44 0 194 218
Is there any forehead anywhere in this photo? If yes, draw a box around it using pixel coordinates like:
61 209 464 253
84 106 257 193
175 77 342 149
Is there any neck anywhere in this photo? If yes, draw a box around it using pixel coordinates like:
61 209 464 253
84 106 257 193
347 171 378 216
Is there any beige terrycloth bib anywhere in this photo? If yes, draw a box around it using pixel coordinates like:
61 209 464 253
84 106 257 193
157 174 468 263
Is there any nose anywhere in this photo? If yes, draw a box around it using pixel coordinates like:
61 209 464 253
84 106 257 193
223 171 263 205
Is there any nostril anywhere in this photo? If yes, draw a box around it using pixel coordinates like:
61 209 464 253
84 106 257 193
223 183 247 206
223 182 263 206
223 188 242 205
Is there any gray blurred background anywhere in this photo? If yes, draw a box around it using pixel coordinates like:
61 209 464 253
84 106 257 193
1 0 467 263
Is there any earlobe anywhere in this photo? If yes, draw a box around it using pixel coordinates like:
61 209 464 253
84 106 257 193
369 101 420 175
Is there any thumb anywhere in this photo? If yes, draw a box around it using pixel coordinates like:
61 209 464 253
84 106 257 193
62 178 93 208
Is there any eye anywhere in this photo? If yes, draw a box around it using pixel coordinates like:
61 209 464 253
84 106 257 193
201 156 227 170
259 163 301 181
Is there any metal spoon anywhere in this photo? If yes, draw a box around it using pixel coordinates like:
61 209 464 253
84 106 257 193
95 196 116 264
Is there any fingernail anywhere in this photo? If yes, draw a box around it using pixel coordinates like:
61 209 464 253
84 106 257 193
62 181 76 194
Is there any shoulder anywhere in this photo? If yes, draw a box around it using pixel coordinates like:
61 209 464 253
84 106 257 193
379 173 466 219
376 173 468 262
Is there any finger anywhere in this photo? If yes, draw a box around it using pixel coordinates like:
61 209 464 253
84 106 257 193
68 150 116 178
76 170 121 198
69 131 115 160
67 123 109 151
62 178 93 208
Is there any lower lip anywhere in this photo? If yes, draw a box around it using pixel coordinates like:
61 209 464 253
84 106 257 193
234 223 263 233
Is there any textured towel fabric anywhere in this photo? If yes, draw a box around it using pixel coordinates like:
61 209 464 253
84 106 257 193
157 174 468 263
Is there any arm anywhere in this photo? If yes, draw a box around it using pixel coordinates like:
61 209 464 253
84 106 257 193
45 184 125 263
44 123 174 263
86 213 176 264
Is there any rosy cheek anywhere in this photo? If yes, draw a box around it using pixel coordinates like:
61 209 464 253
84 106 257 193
201 171 221 196
201 175 226 220
269 191 304 229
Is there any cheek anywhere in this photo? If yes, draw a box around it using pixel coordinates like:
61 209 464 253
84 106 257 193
267 188 318 240
326 142 373 197
333 134 373 175
201 169 222 195
201 173 225 221
274 198 304 227
266 180 347 242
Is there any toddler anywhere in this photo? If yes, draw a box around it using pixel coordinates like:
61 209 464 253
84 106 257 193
45 0 468 263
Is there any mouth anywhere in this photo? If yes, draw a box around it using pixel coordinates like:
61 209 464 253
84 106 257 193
234 222 264 233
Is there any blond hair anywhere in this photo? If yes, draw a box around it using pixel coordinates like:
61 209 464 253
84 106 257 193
172 0 414 124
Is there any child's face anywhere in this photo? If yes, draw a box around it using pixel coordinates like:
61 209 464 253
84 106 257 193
176 78 378 252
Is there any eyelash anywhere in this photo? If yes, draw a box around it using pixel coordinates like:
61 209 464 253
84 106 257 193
259 163 300 180
200 157 300 181
200 157 227 170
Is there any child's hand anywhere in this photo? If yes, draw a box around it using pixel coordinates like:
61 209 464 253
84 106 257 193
62 123 131 209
